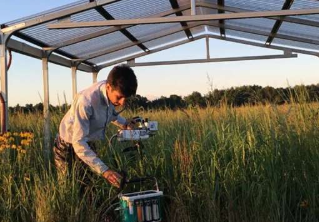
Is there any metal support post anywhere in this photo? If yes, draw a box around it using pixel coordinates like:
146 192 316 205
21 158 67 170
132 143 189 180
0 33 9 132
127 59 135 67
284 50 292 56
206 36 210 59
71 61 80 100
42 50 52 161
191 0 196 15
92 70 99 83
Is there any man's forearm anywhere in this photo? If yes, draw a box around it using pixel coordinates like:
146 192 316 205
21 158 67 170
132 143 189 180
72 141 109 175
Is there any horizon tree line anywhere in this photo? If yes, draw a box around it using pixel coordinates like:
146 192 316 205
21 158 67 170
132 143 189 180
9 83 319 113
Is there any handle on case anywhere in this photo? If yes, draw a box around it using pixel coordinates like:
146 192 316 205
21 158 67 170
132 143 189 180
125 176 159 191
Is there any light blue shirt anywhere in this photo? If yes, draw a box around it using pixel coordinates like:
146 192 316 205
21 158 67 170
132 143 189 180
59 80 126 175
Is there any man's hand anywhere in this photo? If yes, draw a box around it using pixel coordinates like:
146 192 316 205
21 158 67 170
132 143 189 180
103 169 123 188
124 118 136 130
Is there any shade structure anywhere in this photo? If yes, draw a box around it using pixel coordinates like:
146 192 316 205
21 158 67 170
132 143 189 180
0 0 319 72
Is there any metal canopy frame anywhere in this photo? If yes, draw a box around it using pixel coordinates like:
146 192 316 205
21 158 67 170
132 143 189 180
1 0 319 158
47 8 319 28
129 53 298 67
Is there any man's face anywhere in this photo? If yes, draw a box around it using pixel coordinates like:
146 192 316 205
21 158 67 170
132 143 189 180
106 83 126 106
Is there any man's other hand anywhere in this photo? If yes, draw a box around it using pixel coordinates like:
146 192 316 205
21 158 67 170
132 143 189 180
103 169 123 188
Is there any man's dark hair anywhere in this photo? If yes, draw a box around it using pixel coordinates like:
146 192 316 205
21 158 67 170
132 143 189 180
107 64 138 97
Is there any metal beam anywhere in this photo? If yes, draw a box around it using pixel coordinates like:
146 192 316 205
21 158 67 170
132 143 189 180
1 0 120 34
129 53 298 67
197 2 319 28
55 17 317 63
51 3 192 49
266 0 294 45
0 34 8 131
47 8 319 29
88 22 319 60
42 50 51 161
94 5 150 52
7 39 93 72
82 22 204 61
217 0 226 37
208 21 319 46
47 2 319 51
191 0 196 15
92 21 318 65
206 33 319 57
169 0 193 39
12 31 96 68
98 31 319 70
92 71 98 83
98 35 201 70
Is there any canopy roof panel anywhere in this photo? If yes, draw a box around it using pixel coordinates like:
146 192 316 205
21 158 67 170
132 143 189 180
60 31 129 57
278 22 319 41
143 30 189 50
2 0 319 72
104 0 173 19
89 45 142 65
221 0 287 11
4 0 88 26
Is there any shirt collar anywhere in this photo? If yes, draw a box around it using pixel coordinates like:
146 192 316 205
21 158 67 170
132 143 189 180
100 81 110 107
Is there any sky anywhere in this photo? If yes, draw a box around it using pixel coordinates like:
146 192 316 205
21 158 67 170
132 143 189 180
1 0 319 106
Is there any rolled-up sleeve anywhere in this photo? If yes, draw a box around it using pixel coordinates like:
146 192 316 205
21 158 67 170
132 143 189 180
111 111 127 128
111 107 126 128
71 97 108 175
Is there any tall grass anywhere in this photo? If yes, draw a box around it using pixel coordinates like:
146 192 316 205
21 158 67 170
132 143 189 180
1 94 319 221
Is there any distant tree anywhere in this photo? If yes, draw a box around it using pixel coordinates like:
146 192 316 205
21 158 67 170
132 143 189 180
8 83 319 112
307 84 319 102
260 86 277 104
34 103 43 112
150 96 169 109
231 85 262 106
184 91 206 108
167 94 185 109
25 104 34 113
205 89 225 106
125 94 149 110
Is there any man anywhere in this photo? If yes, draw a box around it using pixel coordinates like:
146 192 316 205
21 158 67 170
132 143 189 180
53 64 137 188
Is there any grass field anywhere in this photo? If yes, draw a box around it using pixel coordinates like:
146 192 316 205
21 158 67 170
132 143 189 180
1 99 319 221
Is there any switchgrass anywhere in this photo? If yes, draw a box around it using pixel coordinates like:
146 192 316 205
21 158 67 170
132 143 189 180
1 97 319 221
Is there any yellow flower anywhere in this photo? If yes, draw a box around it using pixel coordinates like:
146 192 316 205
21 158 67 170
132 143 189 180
21 140 28 146
4 132 11 137
11 144 17 149
13 132 18 136
19 150 26 154
24 173 30 180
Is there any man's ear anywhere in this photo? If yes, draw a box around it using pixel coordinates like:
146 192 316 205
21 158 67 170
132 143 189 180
106 83 112 92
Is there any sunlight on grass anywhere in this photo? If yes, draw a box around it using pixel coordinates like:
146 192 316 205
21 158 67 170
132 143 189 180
1 96 319 221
